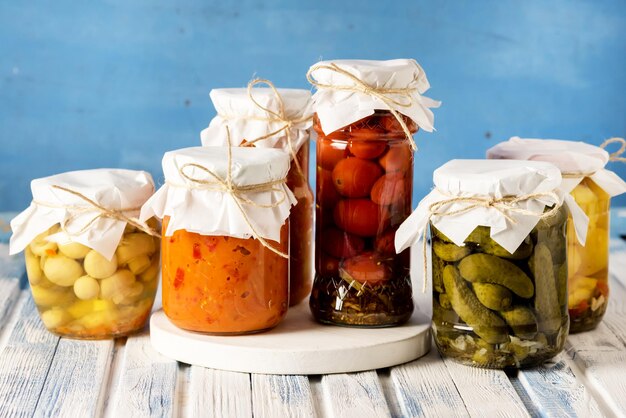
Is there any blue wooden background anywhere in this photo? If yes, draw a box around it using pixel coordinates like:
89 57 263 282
1 0 625 211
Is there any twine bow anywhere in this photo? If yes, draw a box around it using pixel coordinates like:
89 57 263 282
175 129 290 258
420 190 562 293
306 62 420 151
600 137 626 163
34 185 160 238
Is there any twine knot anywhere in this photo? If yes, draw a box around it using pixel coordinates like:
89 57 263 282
34 185 160 238
420 190 562 293
175 128 290 258
306 63 420 150
601 137 626 163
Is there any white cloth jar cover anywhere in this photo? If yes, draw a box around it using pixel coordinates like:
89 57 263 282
140 146 296 242
200 87 313 156
395 160 589 255
307 59 441 136
487 136 626 197
10 169 156 260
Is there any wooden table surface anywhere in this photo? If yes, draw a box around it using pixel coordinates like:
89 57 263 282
1 212 626 418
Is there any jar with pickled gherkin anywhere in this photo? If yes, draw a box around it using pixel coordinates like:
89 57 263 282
201 84 314 307
396 160 589 368
488 137 626 333
140 146 295 334
306 59 440 327
9 169 160 339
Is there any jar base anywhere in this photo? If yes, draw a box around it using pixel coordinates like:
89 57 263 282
312 312 412 328
47 325 146 340
433 324 568 370
569 321 600 334
309 273 414 328
165 318 281 336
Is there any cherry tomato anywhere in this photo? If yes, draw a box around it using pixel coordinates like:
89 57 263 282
370 173 407 206
374 229 396 255
332 158 383 198
321 227 366 259
348 140 387 159
318 139 347 170
318 254 339 276
339 252 392 285
333 199 391 237
317 168 341 207
379 142 412 173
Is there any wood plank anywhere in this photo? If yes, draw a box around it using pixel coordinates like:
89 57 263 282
515 353 604 417
108 331 178 418
0 279 20 333
33 339 114 418
377 368 404 418
602 271 626 348
565 316 626 417
0 295 59 417
390 348 469 418
187 367 252 418
252 374 316 418
320 371 391 418
609 239 626 289
0 243 26 281
442 358 529 418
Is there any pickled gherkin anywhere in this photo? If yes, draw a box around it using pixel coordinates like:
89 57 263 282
472 283 512 311
442 265 508 344
500 306 538 340
433 241 471 262
465 227 533 260
458 254 534 298
529 243 561 335
431 206 569 369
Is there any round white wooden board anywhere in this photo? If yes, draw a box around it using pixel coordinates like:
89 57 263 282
150 303 431 375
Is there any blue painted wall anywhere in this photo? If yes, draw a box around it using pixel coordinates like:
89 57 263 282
1 0 625 211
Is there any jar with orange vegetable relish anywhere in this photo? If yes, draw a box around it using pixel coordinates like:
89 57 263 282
9 169 160 339
201 85 314 307
140 146 296 334
488 137 626 333
306 59 440 326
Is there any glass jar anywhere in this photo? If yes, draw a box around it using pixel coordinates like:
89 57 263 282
161 217 289 334
287 143 314 306
309 111 416 327
486 136 626 333
201 86 314 307
567 177 611 332
431 207 569 369
25 222 160 339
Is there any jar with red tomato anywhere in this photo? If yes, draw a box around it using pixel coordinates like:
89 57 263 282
307 59 439 327
311 111 421 326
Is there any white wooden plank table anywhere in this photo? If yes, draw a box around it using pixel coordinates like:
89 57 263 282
1 212 626 418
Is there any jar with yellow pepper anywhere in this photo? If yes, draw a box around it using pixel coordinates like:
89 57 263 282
488 137 626 332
